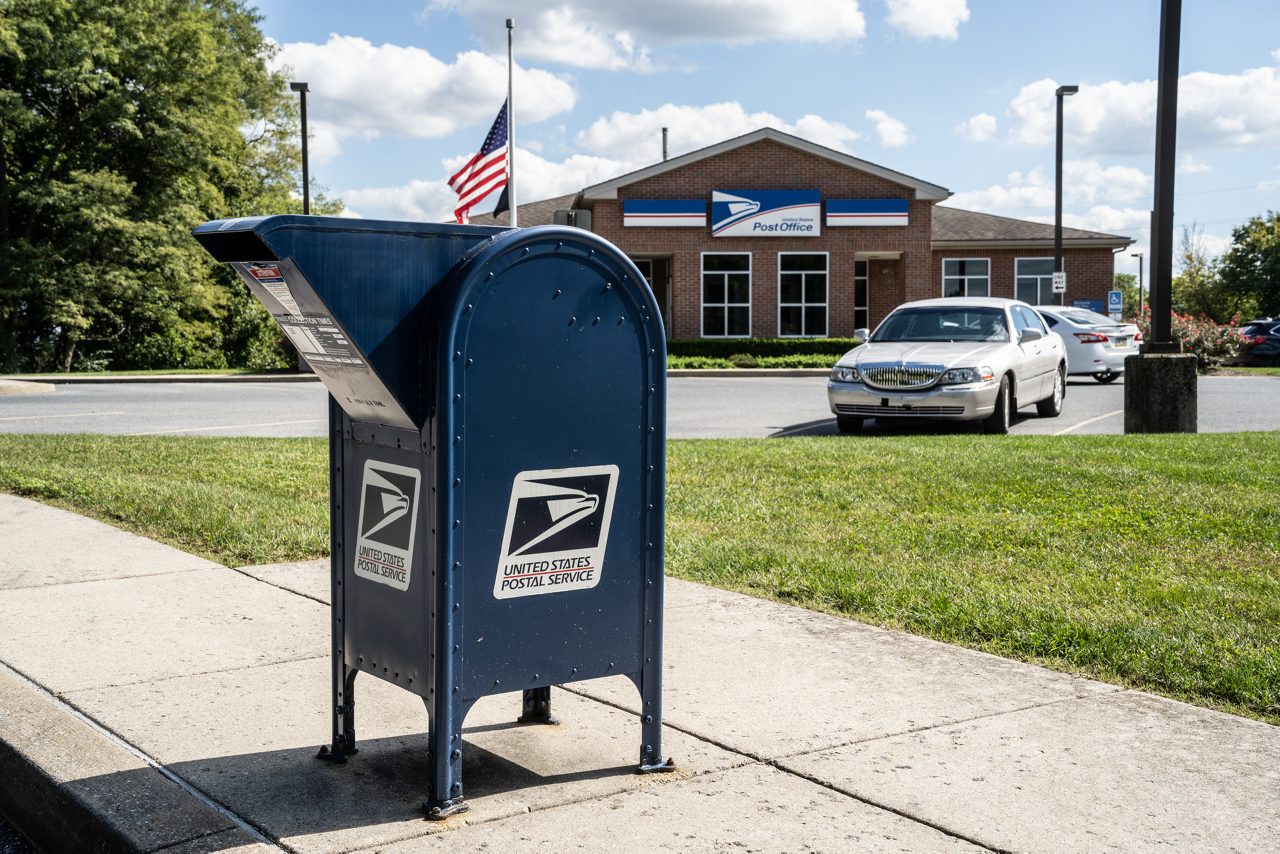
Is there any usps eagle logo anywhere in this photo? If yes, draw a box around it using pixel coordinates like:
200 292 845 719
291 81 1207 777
494 465 619 599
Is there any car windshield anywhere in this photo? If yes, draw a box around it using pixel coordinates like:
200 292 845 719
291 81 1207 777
871 307 1009 343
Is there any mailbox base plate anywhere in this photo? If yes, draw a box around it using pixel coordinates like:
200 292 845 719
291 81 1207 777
423 797 469 821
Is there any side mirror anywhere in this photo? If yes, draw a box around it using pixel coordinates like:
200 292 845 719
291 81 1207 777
854 327 871 343
1020 328 1043 343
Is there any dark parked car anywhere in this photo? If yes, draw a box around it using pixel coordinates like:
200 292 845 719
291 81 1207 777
1239 318 1280 366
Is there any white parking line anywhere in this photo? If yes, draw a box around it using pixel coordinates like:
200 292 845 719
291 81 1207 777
1054 409 1124 435
0 411 126 422
130 418 327 436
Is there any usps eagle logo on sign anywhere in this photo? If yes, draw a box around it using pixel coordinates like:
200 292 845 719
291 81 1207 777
354 460 421 591
494 465 619 599
711 190 821 237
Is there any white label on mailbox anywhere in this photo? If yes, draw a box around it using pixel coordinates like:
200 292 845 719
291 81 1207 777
354 460 421 591
493 465 618 599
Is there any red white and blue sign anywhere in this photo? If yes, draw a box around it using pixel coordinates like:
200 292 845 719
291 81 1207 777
826 199 909 227
623 199 707 227
711 190 820 238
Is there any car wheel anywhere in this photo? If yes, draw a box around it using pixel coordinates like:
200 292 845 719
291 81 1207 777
1037 366 1065 417
1093 371 1121 383
983 376 1011 435
836 415 863 434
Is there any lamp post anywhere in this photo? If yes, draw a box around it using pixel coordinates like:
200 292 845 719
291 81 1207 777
1054 84 1079 306
1131 251 1144 320
290 81 310 215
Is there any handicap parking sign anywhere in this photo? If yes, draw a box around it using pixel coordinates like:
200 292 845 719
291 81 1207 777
1107 290 1123 313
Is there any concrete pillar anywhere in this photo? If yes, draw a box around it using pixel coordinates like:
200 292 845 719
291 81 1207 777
1124 353 1197 433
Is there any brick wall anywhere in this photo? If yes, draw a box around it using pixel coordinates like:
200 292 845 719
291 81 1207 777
930 247 1117 305
586 138 1117 336
590 139 929 339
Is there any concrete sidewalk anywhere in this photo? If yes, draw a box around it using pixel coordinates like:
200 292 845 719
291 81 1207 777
0 494 1276 853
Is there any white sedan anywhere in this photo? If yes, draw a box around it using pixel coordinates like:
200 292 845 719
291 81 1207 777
1033 306 1142 383
828 297 1067 435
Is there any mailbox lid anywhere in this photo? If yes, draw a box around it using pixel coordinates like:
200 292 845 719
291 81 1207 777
192 215 506 429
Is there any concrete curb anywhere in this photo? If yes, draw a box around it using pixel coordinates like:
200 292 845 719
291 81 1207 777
0 664 274 853
0 380 55 396
0 373 320 385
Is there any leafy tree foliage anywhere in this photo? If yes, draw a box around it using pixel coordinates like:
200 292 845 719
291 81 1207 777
0 0 335 372
1218 211 1280 318
1113 272 1140 320
1171 224 1254 324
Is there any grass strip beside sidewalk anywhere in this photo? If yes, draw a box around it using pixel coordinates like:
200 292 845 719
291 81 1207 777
0 432 1277 723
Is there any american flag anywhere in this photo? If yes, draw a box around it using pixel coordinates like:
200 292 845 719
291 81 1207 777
449 100 509 224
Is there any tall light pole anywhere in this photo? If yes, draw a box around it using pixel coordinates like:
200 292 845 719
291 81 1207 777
1054 84 1079 306
1131 251 1144 319
290 81 310 215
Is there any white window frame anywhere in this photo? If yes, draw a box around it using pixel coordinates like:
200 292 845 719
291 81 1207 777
1015 257 1056 306
942 257 990 298
777 251 829 338
854 260 869 330
700 251 752 338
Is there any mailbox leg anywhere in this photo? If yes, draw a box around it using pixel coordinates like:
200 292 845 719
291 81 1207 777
423 695 468 819
518 686 558 724
318 666 358 762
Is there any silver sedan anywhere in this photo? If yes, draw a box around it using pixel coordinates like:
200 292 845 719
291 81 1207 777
828 297 1067 434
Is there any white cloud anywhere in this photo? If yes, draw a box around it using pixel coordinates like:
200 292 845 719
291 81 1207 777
955 113 997 141
576 102 860 163
1057 206 1152 236
1004 56 1280 155
427 0 866 70
1177 154 1211 174
866 109 911 146
273 35 576 162
884 0 970 40
342 146 628 222
947 160 1151 214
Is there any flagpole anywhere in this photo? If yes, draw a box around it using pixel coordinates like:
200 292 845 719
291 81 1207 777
506 18 517 228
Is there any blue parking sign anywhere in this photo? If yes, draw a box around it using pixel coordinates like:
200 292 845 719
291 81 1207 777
1107 290 1123 313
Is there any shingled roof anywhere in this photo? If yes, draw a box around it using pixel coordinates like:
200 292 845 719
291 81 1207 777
932 205 1132 247
490 192 579 227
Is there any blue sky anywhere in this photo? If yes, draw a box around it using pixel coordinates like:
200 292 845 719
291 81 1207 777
250 0 1280 279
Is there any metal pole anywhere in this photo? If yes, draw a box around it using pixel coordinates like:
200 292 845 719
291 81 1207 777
506 19 517 228
291 82 311 215
662 127 668 162
1150 0 1181 349
1054 85 1078 306
1132 252 1144 319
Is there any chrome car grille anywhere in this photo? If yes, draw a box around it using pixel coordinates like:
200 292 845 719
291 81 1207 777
859 364 944 390
836 403 964 416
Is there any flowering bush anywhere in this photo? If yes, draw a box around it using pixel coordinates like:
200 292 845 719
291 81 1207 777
1135 306 1243 372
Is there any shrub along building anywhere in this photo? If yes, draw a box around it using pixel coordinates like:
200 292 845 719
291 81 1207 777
495 128 1133 339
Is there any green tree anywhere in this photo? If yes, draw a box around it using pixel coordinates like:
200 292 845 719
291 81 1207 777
1114 272 1140 320
0 0 335 372
1218 211 1280 318
1171 224 1253 324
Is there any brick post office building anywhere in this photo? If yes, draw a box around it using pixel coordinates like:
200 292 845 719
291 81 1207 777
497 127 1132 339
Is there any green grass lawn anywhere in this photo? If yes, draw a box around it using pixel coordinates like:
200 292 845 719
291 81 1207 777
1 432 1277 723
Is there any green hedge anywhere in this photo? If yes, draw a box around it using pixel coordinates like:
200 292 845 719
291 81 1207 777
666 337 861 358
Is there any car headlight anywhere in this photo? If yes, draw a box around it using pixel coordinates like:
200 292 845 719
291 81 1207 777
939 366 995 385
830 365 862 383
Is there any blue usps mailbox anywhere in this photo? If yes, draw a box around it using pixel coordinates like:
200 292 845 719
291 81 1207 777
192 216 671 817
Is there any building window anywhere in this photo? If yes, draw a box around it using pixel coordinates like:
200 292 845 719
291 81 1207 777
1015 258 1055 305
854 260 869 330
702 253 751 337
778 253 828 337
942 258 989 298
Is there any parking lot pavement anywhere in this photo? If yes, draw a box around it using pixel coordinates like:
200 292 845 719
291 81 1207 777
2 492 1278 852
0 373 1277 439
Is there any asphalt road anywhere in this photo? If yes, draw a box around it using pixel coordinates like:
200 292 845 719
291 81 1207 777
1 374 1278 438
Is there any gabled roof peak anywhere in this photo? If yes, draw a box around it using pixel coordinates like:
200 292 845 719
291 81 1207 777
580 127 951 202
